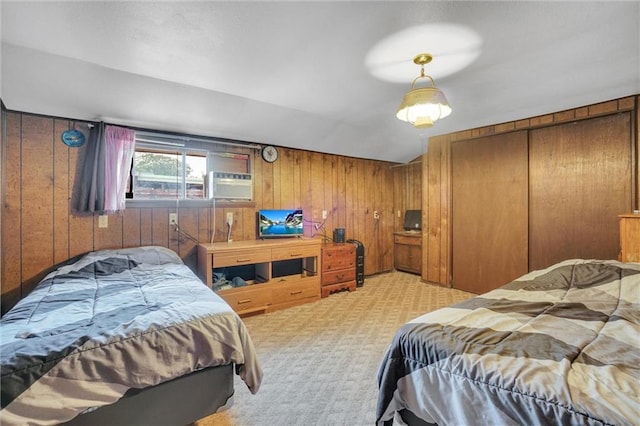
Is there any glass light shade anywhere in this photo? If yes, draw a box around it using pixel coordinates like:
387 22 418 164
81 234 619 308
396 87 452 128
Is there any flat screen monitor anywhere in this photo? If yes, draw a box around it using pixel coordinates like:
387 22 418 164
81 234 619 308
403 210 422 231
258 209 304 238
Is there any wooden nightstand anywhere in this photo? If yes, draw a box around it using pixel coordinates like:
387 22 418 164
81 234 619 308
619 214 640 262
394 232 422 274
321 242 357 297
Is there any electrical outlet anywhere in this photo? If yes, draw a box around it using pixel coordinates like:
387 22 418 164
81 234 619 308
169 213 178 225
373 210 380 220
322 210 328 220
98 215 108 228
226 212 234 226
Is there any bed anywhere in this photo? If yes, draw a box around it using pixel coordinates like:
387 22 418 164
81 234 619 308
376 259 640 426
1 246 262 426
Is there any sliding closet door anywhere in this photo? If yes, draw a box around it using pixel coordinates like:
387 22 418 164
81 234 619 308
529 113 633 270
451 131 529 294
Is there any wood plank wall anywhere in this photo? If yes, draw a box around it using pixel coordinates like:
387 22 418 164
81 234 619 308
422 138 450 285
391 160 422 231
423 95 639 287
1 111 398 314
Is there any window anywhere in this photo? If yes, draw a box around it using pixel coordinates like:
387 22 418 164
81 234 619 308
132 148 207 199
128 131 253 203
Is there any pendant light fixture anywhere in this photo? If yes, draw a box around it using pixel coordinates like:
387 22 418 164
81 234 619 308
396 53 452 128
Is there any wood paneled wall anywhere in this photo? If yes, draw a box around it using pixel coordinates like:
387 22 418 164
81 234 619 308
424 95 639 288
1 111 396 314
391 160 422 231
421 137 451 285
3 96 637 311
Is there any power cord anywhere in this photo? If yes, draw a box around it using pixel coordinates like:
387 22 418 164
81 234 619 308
171 223 199 244
304 218 326 238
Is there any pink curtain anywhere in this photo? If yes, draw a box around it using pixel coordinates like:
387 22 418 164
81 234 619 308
104 125 135 212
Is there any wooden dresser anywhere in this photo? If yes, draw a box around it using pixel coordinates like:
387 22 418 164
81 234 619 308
321 242 357 297
197 238 321 316
619 214 640 262
394 232 422 274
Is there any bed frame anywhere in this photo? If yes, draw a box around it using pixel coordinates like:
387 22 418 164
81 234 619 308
62 364 234 426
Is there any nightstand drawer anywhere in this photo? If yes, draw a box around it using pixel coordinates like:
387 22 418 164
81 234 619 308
323 245 356 258
213 249 271 267
394 234 421 245
322 256 355 271
322 246 355 271
322 268 356 286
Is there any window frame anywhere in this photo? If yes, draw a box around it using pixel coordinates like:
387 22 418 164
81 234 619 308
126 131 257 208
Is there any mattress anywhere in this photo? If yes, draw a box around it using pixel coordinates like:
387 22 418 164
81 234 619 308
1 246 262 426
376 259 640 425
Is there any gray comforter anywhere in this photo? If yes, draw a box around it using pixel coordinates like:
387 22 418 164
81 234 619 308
1 246 262 426
377 259 640 425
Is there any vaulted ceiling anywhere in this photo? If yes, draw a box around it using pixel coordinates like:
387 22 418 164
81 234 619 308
1 1 638 163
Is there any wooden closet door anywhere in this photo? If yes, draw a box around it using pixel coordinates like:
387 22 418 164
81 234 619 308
529 113 633 270
451 131 529 294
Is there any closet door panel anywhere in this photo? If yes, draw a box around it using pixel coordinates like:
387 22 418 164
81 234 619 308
529 113 632 270
451 131 529 294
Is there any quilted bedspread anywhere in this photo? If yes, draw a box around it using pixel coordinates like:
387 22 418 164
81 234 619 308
376 259 640 426
1 246 262 426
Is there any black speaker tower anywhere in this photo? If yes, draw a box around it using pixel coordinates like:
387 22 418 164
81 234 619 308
347 239 365 287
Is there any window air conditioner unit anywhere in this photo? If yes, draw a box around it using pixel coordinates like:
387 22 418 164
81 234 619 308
205 171 253 200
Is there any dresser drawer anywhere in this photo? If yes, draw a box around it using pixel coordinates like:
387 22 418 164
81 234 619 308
322 254 355 271
213 249 271 267
322 246 355 271
322 268 356 286
218 285 271 313
271 245 319 261
324 245 356 258
272 280 319 302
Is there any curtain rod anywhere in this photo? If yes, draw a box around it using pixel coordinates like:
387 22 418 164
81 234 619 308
134 130 262 150
86 121 263 150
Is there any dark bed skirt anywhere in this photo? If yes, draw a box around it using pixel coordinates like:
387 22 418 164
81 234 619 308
398 409 437 426
63 364 234 426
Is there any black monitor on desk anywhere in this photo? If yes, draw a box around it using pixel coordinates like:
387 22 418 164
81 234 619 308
403 210 422 231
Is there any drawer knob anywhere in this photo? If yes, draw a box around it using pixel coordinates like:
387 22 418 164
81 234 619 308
238 299 252 304
236 258 252 263
290 290 303 295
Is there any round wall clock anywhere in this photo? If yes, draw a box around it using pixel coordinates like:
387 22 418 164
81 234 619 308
261 145 279 163
61 129 86 147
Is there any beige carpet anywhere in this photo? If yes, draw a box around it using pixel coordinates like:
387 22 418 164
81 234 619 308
194 271 473 426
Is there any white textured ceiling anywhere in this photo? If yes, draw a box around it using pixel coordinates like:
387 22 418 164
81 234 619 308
1 1 639 163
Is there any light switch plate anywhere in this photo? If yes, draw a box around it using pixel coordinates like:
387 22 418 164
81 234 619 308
98 215 108 228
